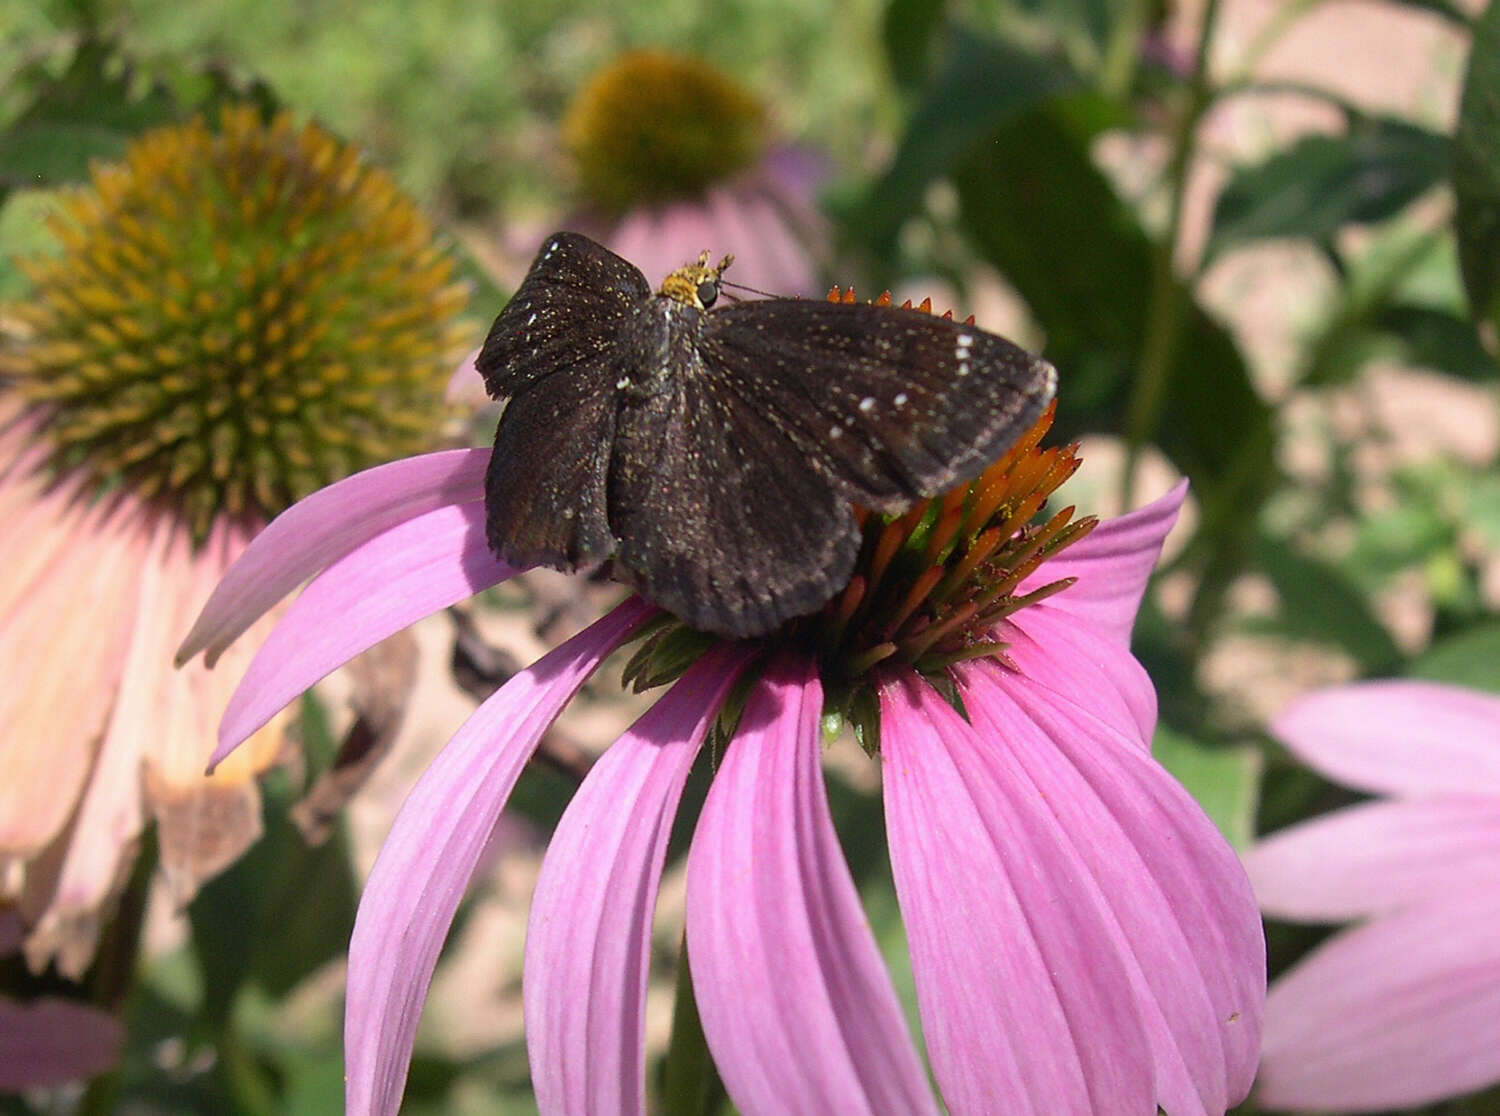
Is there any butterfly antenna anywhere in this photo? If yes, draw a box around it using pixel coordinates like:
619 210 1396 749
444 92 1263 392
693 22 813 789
721 278 779 301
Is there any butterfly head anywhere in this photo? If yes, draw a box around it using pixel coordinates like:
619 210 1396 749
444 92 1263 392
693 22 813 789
658 249 735 310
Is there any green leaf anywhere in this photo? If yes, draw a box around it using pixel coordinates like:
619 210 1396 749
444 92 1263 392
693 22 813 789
1208 118 1450 263
1373 303 1500 380
949 100 1275 629
1152 726 1264 851
882 0 948 90
0 38 178 191
1453 0 1500 332
1253 532 1404 672
860 27 1080 252
1406 622 1500 692
188 756 359 1025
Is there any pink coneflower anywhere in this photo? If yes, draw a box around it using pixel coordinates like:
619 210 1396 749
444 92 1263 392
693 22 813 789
0 105 470 979
564 51 826 297
1244 680 1500 1112
183 383 1264 1114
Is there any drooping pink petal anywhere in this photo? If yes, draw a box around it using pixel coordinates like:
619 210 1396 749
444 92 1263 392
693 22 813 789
688 657 938 1116
212 500 516 768
1020 481 1186 647
345 597 654 1116
178 449 488 667
0 997 122 1089
1000 602 1158 748
1256 889 1500 1112
961 661 1264 1115
1245 797 1500 922
1272 681 1500 797
524 643 751 1116
879 671 1155 1115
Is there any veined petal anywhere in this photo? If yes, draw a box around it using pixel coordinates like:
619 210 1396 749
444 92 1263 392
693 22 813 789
962 661 1264 1115
1021 481 1186 647
212 500 516 768
880 672 1154 1116
1257 889 1500 1112
345 597 654 1116
1000 602 1157 748
687 657 937 1116
178 448 488 667
1272 681 1500 797
525 643 751 1116
1245 797 1500 922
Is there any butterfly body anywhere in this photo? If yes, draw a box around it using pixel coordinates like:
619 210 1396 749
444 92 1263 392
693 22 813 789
478 232 1056 638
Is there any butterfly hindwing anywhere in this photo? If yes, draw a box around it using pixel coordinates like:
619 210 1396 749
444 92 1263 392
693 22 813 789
609 363 861 637
701 299 1055 512
476 232 653 401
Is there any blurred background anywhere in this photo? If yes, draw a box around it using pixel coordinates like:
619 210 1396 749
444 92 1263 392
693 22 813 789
1 0 1497 1111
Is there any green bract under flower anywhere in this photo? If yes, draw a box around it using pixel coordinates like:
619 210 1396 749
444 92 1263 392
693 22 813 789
2 105 471 538
623 290 1095 754
563 50 767 214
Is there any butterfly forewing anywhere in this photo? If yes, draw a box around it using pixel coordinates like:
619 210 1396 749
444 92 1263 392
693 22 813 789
702 299 1056 512
484 351 620 569
476 232 653 400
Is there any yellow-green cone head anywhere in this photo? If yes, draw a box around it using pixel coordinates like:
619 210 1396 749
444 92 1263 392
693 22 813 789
2 105 471 538
563 50 767 213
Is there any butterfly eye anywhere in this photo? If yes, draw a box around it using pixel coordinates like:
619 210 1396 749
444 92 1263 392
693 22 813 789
696 280 719 308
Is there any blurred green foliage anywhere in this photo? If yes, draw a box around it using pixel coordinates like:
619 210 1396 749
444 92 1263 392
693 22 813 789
3 0 1498 1112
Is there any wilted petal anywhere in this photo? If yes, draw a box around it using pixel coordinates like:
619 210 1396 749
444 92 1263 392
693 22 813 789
213 500 515 768
1022 481 1186 647
0 997 121 1089
1272 681 1500 797
688 657 937 1116
963 661 1264 1114
1257 890 1500 1112
880 672 1155 1115
1245 797 1500 922
525 643 751 1116
345 597 653 1116
178 448 488 667
0 503 148 859
1001 602 1158 748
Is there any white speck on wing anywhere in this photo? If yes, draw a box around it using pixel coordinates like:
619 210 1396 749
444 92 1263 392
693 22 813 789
616 377 631 390
894 392 908 407
956 361 970 377
859 396 876 413
526 312 538 326
829 426 843 439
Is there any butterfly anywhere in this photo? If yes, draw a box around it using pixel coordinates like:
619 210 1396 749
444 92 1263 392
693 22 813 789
476 231 1057 638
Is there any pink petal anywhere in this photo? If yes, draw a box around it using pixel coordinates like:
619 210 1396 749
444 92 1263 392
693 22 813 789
687 656 938 1116
880 672 1156 1115
1000 602 1157 748
1022 481 1186 647
1245 797 1500 922
1272 681 1500 796
0 997 121 1089
1257 889 1500 1111
178 449 488 667
959 661 1265 1114
344 597 654 1116
524 642 752 1116
212 500 516 768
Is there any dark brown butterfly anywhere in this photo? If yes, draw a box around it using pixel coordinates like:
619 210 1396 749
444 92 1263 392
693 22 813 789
477 232 1056 638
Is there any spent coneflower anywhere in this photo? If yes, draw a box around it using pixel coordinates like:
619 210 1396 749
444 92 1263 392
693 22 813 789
0 104 471 977
1245 681 1500 1112
564 50 826 297
183 282 1264 1113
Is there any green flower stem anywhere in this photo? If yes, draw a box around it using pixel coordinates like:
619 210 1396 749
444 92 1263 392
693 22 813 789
661 934 728 1116
1120 0 1223 508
